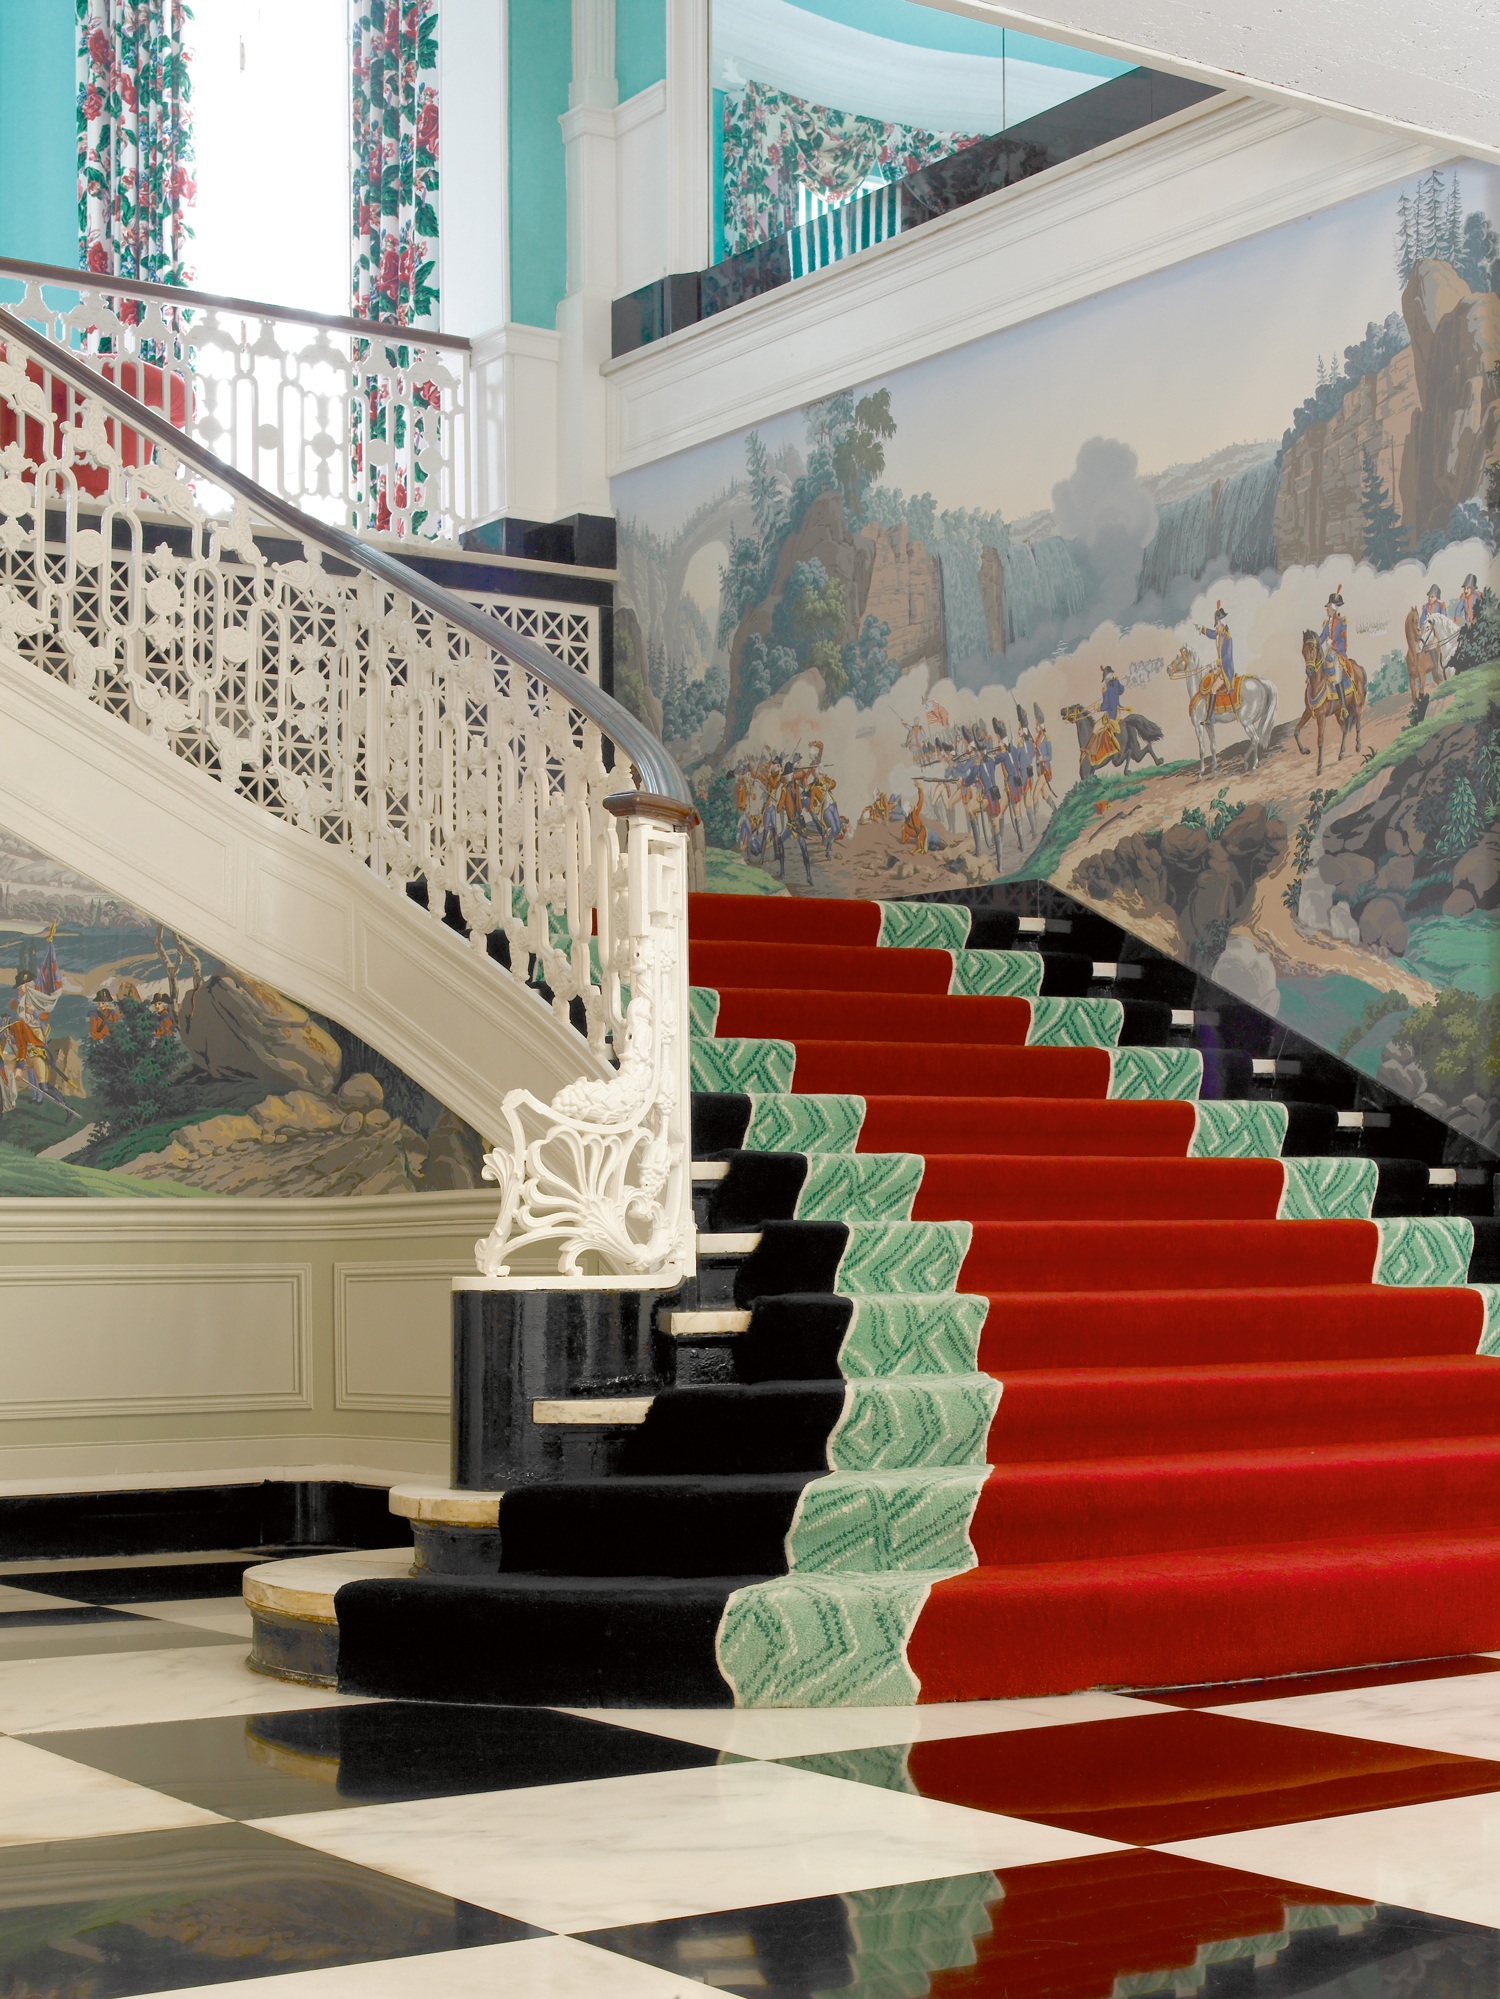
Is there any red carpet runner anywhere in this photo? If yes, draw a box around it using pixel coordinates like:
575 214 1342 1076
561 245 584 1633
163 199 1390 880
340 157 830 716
690 892 1500 1699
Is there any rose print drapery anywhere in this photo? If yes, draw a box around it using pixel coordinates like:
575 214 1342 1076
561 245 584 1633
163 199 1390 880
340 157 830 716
351 0 440 327
721 78 981 258
77 0 196 285
350 0 440 535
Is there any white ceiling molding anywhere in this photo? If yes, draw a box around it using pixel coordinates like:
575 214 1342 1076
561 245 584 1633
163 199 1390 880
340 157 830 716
711 0 1101 130
916 0 1500 162
605 93 1447 473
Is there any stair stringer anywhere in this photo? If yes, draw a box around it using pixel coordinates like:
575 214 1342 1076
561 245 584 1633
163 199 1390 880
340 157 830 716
0 651 611 1144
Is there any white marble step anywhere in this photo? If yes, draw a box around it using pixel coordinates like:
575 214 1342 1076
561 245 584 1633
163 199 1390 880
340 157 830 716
664 1308 753 1336
531 1397 655 1425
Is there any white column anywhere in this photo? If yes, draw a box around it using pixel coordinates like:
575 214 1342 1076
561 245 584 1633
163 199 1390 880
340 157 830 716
555 0 620 517
665 0 711 273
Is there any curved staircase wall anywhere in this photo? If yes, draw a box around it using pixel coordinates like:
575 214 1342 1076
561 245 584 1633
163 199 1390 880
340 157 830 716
0 656 609 1141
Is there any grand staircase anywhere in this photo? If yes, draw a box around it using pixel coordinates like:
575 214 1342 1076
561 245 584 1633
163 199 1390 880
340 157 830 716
4 289 1498 1710
325 887 1500 1707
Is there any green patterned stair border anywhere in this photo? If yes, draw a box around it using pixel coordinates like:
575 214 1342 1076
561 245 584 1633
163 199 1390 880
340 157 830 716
839 1293 990 1377
786 1467 988 1573
797 1153 923 1223
829 1375 1001 1471
791 1743 917 1792
1471 1284 1500 1356
1026 996 1124 1048
1116 1905 1378 1999
689 986 720 1037
837 1220 972 1296
835 1872 1001 1998
1374 1215 1473 1288
717 1571 938 1705
948 949 1044 999
744 1093 864 1154
1189 1099 1289 1159
876 900 970 951
1278 1156 1379 1221
690 1036 795 1094
1109 1046 1203 1100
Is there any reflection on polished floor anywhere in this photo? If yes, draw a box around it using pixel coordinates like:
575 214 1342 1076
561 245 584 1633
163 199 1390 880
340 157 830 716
3 1552 1500 1995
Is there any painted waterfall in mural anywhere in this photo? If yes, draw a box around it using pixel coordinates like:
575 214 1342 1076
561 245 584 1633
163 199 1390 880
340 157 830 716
613 163 1500 1146
0 831 486 1198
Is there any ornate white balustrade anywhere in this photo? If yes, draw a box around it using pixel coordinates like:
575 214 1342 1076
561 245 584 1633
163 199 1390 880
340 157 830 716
0 307 695 1287
0 258 471 543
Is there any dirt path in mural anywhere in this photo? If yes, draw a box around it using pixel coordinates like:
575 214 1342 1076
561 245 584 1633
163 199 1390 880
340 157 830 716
801 686 1454 1008
1057 690 1449 1005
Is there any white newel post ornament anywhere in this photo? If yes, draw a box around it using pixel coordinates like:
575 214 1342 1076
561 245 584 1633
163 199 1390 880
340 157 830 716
474 789 697 1288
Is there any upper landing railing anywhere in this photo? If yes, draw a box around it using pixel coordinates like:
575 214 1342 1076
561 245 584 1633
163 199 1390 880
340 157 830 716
613 65 1219 355
0 259 471 543
0 306 696 1287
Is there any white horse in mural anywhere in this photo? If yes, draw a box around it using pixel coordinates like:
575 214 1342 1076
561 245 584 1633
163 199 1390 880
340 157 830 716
1166 645 1279 779
1419 606 1462 672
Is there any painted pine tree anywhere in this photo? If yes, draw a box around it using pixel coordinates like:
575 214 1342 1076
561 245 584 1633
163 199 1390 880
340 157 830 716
1360 451 1405 569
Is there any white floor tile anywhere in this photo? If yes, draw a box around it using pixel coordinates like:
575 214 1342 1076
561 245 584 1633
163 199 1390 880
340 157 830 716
159 1936 699 1997
1210 1671 1500 1762
0 1585 86 1611
254 1757 1119 1934
561 1692 1163 1759
1164 1790 1500 1931
0 1645 371 1734
132 1597 257 1637
0 1736 223 1846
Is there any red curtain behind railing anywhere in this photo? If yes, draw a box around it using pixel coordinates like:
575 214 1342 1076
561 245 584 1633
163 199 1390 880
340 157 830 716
0 358 189 497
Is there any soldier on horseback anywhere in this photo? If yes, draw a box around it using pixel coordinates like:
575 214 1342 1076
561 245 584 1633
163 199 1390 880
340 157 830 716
1196 602 1241 713
1085 665 1127 767
1319 587 1355 707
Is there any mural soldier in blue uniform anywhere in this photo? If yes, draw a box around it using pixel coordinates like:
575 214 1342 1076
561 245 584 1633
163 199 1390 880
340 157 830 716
1320 586 1356 704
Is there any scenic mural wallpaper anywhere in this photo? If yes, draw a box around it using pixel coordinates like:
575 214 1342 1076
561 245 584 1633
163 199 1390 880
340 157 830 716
613 163 1500 1149
0 830 486 1199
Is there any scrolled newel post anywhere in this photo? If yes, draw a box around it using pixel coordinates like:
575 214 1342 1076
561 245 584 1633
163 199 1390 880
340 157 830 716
473 786 698 1289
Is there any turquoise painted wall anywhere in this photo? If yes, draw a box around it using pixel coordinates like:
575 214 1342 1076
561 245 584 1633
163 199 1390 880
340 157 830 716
507 0 571 329
617 0 666 100
0 2 77 266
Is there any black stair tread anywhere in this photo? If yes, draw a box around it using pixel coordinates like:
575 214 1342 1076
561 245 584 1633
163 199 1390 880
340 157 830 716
623 1378 847 1474
335 1571 757 1705
500 1474 812 1578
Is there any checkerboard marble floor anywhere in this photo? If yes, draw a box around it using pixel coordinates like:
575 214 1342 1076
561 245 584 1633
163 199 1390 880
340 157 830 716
2 1551 1500 1996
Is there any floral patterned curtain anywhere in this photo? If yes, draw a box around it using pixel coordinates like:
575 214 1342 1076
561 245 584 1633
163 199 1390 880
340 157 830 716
350 0 439 536
77 0 196 285
351 0 440 328
721 78 981 259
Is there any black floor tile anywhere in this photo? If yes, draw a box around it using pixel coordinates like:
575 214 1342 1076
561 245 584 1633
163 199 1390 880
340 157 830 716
0 1821 535 1997
31 1701 724 1818
583 1849 1500 1998
0 1605 141 1626
0 1559 259 1603
782 1709 1500 1843
0 1610 240 1661
1144 1653 1500 1706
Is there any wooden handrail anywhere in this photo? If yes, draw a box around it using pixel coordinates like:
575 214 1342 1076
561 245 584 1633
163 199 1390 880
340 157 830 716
0 304 687 807
0 255 472 354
